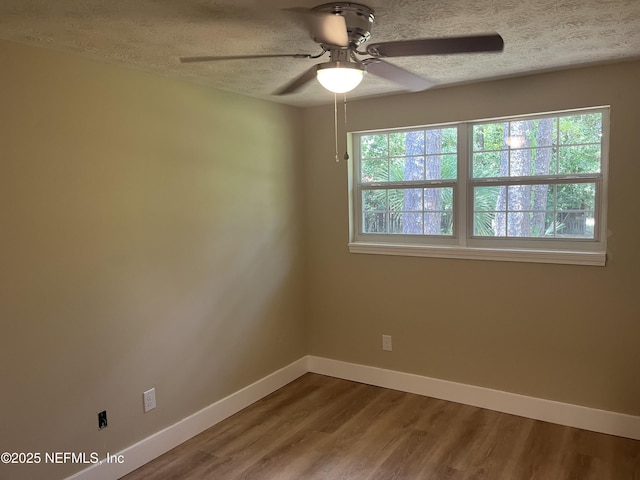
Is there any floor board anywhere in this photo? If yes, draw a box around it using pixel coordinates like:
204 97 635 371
121 373 640 479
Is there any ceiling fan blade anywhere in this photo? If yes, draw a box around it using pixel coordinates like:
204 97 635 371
364 59 436 92
274 65 319 95
180 53 311 63
366 33 504 58
308 12 349 47
286 7 349 47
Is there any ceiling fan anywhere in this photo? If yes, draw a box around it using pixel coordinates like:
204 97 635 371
179 2 504 95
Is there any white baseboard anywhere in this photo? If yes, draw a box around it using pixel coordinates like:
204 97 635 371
65 357 308 480
307 356 640 441
67 354 640 479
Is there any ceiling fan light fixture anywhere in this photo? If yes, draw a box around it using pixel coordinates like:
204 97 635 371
316 61 365 93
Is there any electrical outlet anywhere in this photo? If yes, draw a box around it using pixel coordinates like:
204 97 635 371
382 334 392 351
98 410 108 430
143 388 156 413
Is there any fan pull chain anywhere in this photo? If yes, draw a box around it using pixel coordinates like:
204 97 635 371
343 93 349 161
333 94 351 162
334 93 339 162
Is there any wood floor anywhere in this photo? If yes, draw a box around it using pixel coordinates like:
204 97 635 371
121 373 640 479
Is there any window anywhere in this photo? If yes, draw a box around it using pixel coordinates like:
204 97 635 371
349 107 608 266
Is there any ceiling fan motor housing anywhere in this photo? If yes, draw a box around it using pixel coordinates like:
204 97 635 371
312 2 375 47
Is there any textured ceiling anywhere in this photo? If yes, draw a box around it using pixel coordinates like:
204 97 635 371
1 0 639 106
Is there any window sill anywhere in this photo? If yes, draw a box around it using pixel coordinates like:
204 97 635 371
348 242 606 266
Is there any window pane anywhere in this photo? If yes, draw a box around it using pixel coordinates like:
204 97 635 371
473 117 561 178
361 159 388 183
442 128 458 153
473 122 505 151
362 191 388 234
508 185 553 213
365 127 457 182
421 128 458 179
362 190 387 211
508 147 533 177
426 127 457 154
533 147 557 175
390 212 423 234
507 119 537 149
474 186 503 236
474 186 504 211
556 183 596 239
507 185 532 211
532 118 558 147
361 187 452 236
362 190 388 233
533 212 556 237
473 183 596 239
474 212 501 236
390 156 424 181
508 147 558 177
441 154 457 179
542 212 559 237
424 188 452 211
473 151 502 178
558 145 601 174
505 212 558 238
390 189 422 212
532 184 555 212
506 212 533 237
361 134 388 158
424 155 456 180
390 131 425 156
424 212 453 235
556 211 595 238
556 183 595 211
423 187 453 235
559 113 602 145
363 212 387 233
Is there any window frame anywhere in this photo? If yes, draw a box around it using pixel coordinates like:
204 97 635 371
348 107 609 266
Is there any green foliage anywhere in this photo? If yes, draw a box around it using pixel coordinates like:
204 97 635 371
472 114 601 178
556 183 596 211
559 113 602 144
473 186 501 236
360 134 388 158
360 113 601 238
472 151 501 178
360 127 456 235
470 113 600 238
361 128 459 183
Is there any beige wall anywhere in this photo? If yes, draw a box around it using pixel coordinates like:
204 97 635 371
303 60 640 415
0 40 306 480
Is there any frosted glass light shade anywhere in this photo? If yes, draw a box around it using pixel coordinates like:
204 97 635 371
316 62 365 93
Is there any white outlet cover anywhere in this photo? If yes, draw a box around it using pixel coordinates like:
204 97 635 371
143 387 156 413
382 335 392 351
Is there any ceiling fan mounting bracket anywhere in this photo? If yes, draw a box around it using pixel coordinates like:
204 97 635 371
326 47 361 63
311 2 374 47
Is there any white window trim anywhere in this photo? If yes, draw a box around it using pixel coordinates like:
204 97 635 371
347 242 606 266
348 107 609 266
